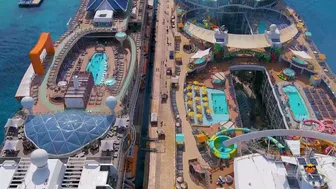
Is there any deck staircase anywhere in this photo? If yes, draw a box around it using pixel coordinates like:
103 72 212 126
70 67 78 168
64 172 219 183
8 158 31 189
61 157 86 188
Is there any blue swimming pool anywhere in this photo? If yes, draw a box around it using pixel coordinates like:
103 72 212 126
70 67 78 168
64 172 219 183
258 22 268 34
211 93 229 115
184 87 229 126
283 85 309 121
86 52 108 85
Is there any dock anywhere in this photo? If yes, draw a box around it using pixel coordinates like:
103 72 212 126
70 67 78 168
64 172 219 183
18 0 43 7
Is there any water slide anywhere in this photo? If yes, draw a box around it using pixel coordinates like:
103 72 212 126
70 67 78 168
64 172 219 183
291 119 336 154
208 128 285 159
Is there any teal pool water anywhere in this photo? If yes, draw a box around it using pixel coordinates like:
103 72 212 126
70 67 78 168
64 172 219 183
283 68 295 76
86 52 108 85
105 78 116 86
195 57 206 64
258 22 268 34
283 85 309 121
292 57 308 65
211 93 229 114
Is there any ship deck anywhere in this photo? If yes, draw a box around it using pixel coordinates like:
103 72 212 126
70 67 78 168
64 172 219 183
148 1 336 189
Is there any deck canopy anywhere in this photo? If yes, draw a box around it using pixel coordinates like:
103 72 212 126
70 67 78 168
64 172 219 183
191 48 211 59
2 140 19 151
4 118 21 129
87 0 128 12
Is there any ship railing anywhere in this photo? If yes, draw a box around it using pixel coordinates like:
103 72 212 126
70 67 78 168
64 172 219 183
117 7 147 188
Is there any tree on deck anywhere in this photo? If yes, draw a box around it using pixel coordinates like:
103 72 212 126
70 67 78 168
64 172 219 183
214 43 224 61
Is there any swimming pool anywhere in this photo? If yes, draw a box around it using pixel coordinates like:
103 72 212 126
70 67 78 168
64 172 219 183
86 52 108 85
211 93 229 115
184 87 229 126
283 68 295 77
195 57 206 65
292 57 308 66
258 22 268 34
283 85 309 121
105 78 116 86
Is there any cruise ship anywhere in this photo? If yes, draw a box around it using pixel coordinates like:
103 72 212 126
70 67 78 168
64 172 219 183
1 0 336 188
146 0 336 188
1 0 153 188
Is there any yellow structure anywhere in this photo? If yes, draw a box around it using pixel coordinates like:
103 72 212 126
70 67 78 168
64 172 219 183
29 32 55 75
195 134 208 144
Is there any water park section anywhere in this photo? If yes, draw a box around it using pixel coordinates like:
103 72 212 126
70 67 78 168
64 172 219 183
288 119 336 155
206 127 285 159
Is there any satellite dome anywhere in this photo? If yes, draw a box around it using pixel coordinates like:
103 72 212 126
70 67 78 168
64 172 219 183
31 149 49 168
270 24 277 32
21 96 34 109
105 96 117 109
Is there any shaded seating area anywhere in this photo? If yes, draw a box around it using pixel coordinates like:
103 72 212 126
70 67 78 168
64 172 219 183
2 140 19 157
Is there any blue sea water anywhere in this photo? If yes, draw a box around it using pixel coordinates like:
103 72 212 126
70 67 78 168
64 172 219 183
0 0 80 142
0 0 336 142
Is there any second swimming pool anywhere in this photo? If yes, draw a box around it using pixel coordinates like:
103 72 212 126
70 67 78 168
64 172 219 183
283 85 309 121
86 52 108 85
211 93 229 115
258 22 268 34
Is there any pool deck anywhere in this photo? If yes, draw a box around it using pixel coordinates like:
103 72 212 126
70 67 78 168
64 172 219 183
30 33 135 114
148 2 336 189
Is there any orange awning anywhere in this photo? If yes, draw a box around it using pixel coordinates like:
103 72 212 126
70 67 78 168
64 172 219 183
196 134 207 143
319 54 326 60
177 23 184 28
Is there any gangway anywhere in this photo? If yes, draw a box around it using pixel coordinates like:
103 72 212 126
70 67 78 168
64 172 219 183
142 137 158 141
141 148 158 152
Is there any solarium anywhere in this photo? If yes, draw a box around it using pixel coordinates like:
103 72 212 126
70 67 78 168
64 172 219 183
24 110 115 156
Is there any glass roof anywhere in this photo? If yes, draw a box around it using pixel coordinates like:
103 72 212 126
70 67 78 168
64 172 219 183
25 110 114 155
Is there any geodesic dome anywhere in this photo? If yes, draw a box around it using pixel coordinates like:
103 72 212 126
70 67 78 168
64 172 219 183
24 110 115 155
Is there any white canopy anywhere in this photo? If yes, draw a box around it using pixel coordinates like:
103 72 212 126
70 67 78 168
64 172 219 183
100 140 114 151
4 118 21 128
191 48 211 59
15 64 35 99
94 10 113 23
285 140 301 156
2 140 19 151
151 113 158 122
171 76 179 84
211 72 226 81
290 49 312 59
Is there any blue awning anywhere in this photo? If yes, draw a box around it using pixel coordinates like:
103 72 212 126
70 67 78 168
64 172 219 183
176 134 185 143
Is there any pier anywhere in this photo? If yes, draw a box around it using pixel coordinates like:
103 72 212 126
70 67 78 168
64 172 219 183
18 0 43 7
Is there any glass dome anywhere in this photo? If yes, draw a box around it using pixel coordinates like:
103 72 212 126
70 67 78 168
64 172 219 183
24 110 115 155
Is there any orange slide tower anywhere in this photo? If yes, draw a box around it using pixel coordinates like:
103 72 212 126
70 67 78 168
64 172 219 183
29 32 55 75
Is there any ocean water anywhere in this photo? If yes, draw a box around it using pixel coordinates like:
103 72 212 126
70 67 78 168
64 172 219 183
1 0 336 142
0 0 80 142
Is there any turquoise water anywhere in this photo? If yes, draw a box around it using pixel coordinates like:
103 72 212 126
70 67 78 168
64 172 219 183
211 93 229 114
105 78 116 86
86 52 108 85
293 57 308 65
258 22 268 34
184 87 229 126
283 85 309 121
195 57 206 64
283 68 295 76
